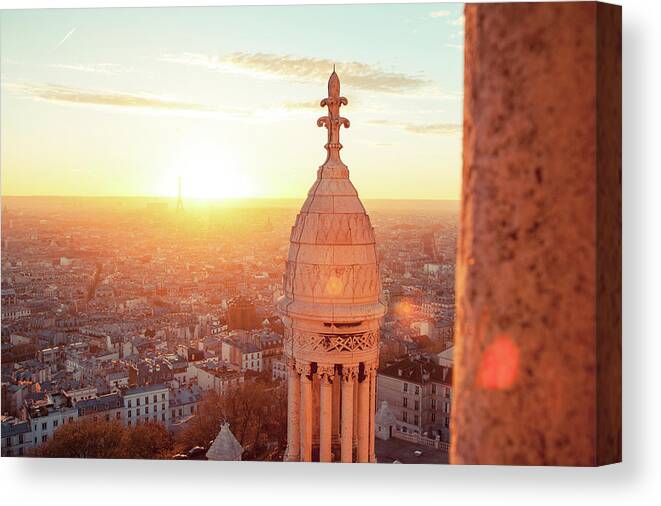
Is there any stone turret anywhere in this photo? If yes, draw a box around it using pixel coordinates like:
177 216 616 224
278 70 384 463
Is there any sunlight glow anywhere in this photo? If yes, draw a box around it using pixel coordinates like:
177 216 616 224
173 144 254 199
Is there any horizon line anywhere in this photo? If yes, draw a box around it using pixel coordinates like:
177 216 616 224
1 194 461 202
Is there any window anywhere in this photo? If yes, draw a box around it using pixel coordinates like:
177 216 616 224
432 399 437 410
145 406 149 414
116 412 121 420
53 420 58 428
161 393 165 401
136 398 141 406
153 395 157 403
445 417 450 428
128 410 132 418
415 385 420 395
403 383 408 392
432 384 437 395
161 403 165 411
432 412 436 423
171 409 175 418
162 413 166 422
128 400 132 408
136 408 140 416
403 411 408 423
178 408 183 416
445 387 450 399
444 402 450 414
42 422 47 431
403 397 408 408
414 400 420 411
145 396 149 404
414 415 419 426
42 435 48 443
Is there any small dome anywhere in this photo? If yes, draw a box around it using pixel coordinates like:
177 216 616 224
206 422 243 461
278 70 385 324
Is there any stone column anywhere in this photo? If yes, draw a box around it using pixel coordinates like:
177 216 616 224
298 361 313 462
285 357 300 462
340 365 357 463
332 372 341 442
318 364 334 463
453 3 621 465
357 366 370 463
368 362 377 463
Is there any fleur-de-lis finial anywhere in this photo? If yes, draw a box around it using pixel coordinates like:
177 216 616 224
317 67 350 167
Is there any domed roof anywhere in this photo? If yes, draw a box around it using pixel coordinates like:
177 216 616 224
375 401 398 426
279 71 385 323
206 422 243 461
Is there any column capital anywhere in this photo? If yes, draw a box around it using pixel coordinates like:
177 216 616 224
341 364 359 383
317 363 335 384
296 360 312 377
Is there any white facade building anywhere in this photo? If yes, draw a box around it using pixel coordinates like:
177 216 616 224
122 384 170 427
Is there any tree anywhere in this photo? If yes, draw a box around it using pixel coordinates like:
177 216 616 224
176 380 287 459
123 421 173 459
32 418 125 459
31 418 173 459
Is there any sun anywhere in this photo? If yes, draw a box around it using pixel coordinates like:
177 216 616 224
173 144 254 200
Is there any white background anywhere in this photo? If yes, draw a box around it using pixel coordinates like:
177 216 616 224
0 0 657 504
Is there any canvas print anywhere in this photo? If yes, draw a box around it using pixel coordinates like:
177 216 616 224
0 2 621 466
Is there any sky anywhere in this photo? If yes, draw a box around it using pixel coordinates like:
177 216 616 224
0 3 464 200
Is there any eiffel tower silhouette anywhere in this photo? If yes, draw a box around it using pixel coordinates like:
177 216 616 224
176 176 184 213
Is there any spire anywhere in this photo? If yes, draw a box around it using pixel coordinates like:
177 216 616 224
317 68 350 167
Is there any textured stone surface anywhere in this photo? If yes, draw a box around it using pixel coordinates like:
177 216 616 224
452 1 621 466
596 2 622 466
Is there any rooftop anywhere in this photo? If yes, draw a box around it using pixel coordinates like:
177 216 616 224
379 356 452 386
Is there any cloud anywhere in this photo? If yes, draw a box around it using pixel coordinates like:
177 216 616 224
49 63 127 74
449 15 465 26
283 96 363 111
445 43 464 51
160 52 431 94
430 10 451 18
2 81 219 114
282 100 321 110
368 119 462 135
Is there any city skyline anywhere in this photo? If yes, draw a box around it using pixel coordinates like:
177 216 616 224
0 3 464 200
